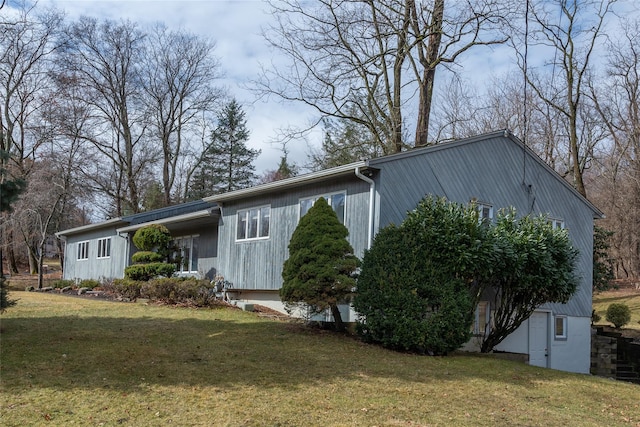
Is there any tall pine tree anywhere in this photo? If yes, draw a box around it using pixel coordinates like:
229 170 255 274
188 99 259 198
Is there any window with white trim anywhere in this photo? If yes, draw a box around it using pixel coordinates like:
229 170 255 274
548 218 565 229
97 237 111 259
554 315 567 340
476 202 493 224
300 192 346 224
77 241 89 260
174 235 199 273
236 206 270 241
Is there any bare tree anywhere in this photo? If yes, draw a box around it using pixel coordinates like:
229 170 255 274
523 0 615 197
0 2 63 273
590 18 640 278
11 158 69 285
142 24 223 206
61 17 155 216
258 0 511 154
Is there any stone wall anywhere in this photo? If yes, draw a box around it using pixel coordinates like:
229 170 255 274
591 329 617 378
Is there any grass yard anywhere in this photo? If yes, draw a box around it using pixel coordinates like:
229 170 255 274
593 289 640 340
1 292 639 427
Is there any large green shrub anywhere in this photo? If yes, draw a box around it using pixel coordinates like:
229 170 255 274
354 197 482 355
281 197 359 331
606 303 631 329
479 210 579 352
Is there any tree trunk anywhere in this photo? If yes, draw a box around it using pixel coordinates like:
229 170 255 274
330 304 345 333
414 0 444 148
8 238 18 274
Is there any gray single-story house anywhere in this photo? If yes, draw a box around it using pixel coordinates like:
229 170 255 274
57 130 603 374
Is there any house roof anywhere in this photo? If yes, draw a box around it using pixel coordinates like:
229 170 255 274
203 129 604 218
56 200 219 238
55 217 129 238
122 200 217 225
203 161 370 203
116 208 219 233
368 129 604 218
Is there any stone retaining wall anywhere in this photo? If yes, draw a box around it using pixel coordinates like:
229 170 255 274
591 330 617 378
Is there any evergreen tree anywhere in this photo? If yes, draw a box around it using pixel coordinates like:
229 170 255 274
260 150 298 183
281 197 359 331
188 99 259 198
1 149 23 311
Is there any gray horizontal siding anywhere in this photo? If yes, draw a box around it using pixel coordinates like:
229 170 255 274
372 135 595 318
216 176 371 291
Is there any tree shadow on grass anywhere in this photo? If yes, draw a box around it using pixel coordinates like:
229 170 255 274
0 309 579 393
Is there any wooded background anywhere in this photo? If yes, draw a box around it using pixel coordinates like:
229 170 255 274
1 0 638 281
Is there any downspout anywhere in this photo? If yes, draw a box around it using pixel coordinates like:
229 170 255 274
117 231 130 279
355 166 375 250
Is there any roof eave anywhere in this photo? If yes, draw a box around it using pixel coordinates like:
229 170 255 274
55 217 128 238
204 160 369 203
116 209 218 233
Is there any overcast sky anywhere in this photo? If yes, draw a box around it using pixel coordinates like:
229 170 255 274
38 0 321 174
36 0 637 175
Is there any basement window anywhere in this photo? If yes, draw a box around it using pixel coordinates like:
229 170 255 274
554 315 567 340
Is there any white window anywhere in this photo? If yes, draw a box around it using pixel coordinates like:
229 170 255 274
554 315 567 340
97 237 111 259
77 241 89 260
548 218 565 229
475 202 493 223
236 206 270 241
300 192 346 224
174 235 199 273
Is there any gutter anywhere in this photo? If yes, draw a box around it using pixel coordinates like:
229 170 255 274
355 166 375 250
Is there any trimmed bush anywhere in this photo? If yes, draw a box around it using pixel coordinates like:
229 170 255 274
131 251 164 264
124 263 176 281
606 303 631 329
281 197 359 331
132 224 172 254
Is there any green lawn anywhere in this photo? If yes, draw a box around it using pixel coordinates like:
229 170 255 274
593 289 640 336
1 292 638 426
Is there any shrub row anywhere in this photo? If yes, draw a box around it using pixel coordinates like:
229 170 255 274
51 279 100 289
104 277 222 307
